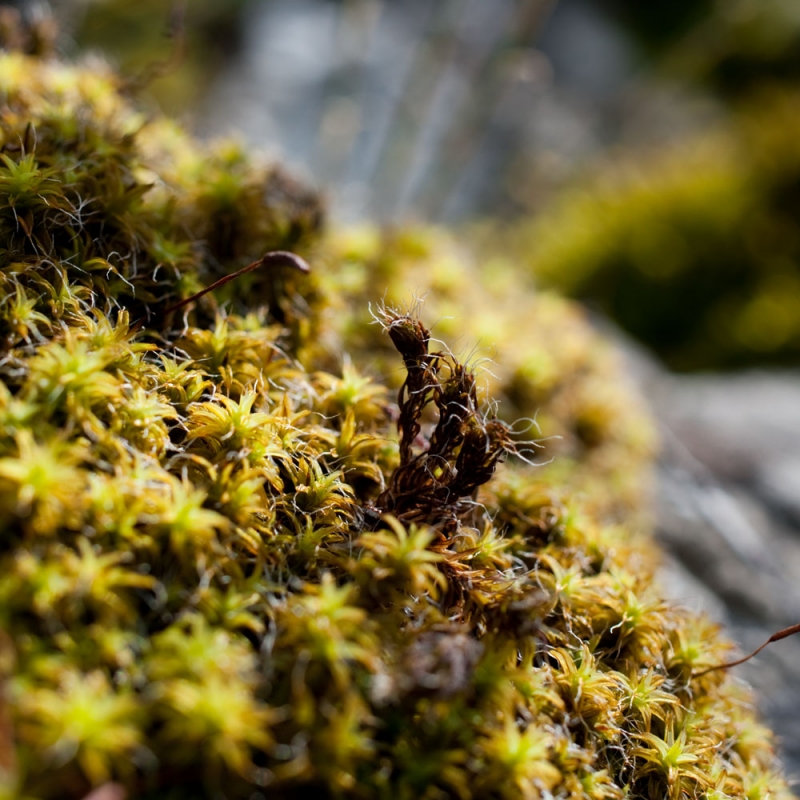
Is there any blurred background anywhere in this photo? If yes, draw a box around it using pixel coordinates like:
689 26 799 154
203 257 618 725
13 0 800 780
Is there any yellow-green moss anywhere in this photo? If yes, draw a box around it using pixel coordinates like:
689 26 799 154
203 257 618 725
0 24 791 800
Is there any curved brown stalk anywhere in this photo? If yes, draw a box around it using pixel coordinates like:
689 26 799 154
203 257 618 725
164 250 311 316
693 621 800 678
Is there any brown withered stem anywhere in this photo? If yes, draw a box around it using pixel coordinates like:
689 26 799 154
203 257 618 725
693 621 800 678
374 307 517 529
164 250 311 316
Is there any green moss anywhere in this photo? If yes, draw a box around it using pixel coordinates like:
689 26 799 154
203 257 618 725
0 22 792 800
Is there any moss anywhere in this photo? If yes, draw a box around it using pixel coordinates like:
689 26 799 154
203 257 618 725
0 20 792 800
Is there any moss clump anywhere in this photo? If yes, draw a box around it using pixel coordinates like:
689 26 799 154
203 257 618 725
0 31 322 332
0 26 792 800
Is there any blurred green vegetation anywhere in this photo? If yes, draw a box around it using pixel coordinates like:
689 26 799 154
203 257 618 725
512 0 800 371
511 90 800 370
600 0 714 53
665 0 800 100
70 0 250 113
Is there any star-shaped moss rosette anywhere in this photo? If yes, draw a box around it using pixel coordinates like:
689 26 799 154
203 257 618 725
0 15 792 800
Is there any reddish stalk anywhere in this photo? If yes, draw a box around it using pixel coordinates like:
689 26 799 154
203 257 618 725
164 250 310 316
693 621 800 678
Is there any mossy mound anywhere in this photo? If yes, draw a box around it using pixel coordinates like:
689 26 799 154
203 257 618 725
0 30 322 330
0 32 792 800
